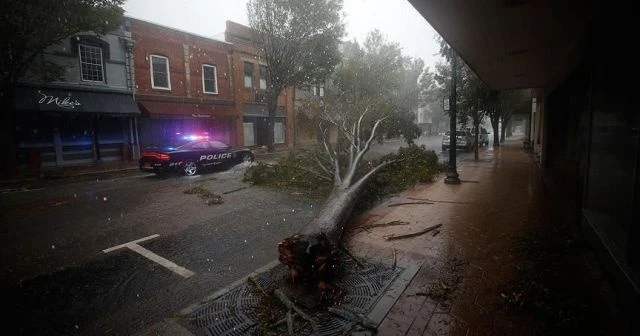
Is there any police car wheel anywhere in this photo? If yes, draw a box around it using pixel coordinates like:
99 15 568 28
242 153 253 164
183 161 198 176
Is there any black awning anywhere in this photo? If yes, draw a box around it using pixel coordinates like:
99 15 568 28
14 87 140 115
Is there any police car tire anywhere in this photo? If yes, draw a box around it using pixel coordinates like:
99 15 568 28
183 161 198 176
242 153 253 164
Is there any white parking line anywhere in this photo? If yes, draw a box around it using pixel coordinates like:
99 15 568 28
103 234 195 278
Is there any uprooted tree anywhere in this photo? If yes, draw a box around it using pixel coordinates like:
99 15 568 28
277 31 427 294
277 105 395 294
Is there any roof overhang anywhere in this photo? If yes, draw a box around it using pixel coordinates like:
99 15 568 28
408 0 597 91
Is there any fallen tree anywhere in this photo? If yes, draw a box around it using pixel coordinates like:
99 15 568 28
277 107 396 293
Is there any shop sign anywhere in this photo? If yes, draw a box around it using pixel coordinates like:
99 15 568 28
191 114 212 118
38 90 82 110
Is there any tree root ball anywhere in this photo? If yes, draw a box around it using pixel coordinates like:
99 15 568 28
278 233 339 292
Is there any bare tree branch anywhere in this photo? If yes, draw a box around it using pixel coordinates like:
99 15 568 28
343 116 387 187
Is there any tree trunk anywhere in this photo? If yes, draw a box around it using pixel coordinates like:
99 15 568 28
500 115 507 143
474 123 479 161
490 112 500 147
266 87 282 152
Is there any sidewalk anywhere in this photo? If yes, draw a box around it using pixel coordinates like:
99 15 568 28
342 138 624 335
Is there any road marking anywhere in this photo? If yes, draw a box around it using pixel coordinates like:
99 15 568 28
103 234 195 278
0 187 46 194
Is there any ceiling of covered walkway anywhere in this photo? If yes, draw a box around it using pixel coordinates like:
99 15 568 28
408 0 597 91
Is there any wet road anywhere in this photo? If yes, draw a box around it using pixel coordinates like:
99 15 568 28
2 164 321 335
0 135 483 335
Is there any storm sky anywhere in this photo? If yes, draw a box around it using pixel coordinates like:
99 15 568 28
123 0 443 69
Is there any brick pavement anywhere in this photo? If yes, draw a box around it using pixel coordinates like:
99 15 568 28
344 140 547 336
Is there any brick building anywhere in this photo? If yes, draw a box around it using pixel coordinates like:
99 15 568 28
225 21 295 148
127 17 237 147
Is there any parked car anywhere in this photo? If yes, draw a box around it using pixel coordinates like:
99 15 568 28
442 130 476 152
465 127 490 147
139 139 254 176
474 127 490 147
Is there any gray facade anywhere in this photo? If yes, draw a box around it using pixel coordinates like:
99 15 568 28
14 23 140 168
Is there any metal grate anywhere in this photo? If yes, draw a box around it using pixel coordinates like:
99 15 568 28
185 260 402 335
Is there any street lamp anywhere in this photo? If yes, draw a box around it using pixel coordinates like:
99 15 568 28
445 51 461 185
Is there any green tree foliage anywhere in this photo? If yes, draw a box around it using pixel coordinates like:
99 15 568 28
247 0 345 151
0 0 125 171
419 66 448 134
1 0 124 90
243 145 442 205
317 31 423 146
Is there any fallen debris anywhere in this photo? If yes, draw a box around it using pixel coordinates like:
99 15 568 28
340 245 364 268
387 201 434 207
357 220 410 230
184 185 224 205
327 307 377 330
384 223 443 241
391 248 397 270
247 276 268 297
222 186 247 194
286 310 293 335
407 197 466 204
273 289 314 323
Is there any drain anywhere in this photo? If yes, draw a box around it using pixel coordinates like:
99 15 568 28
185 260 402 335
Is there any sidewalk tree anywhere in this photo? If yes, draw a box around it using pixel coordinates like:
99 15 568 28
247 0 345 152
458 64 490 160
328 31 423 144
0 0 124 172
419 66 447 135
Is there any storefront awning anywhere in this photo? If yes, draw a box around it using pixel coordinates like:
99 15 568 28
15 87 140 115
138 101 236 119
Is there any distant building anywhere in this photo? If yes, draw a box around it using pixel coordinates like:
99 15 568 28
12 21 140 168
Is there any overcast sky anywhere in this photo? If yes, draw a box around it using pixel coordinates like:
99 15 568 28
123 0 443 69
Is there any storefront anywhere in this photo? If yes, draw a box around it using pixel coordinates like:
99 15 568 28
137 101 237 147
242 103 286 147
13 86 140 168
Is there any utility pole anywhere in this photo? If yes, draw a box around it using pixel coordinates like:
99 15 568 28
445 50 461 184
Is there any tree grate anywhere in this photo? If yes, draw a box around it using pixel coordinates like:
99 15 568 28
184 262 402 335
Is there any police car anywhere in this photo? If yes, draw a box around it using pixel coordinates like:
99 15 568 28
139 139 254 176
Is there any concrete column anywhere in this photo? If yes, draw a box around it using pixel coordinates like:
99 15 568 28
52 117 63 166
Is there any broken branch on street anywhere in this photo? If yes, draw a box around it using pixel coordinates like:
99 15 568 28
384 223 443 241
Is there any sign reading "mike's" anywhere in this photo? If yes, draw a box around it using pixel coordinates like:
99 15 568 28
38 90 82 110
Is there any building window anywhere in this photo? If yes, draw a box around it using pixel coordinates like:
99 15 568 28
311 82 325 97
150 55 170 90
78 44 104 82
259 65 267 90
202 64 218 94
244 62 253 88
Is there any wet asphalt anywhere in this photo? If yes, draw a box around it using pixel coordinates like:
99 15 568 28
0 135 480 335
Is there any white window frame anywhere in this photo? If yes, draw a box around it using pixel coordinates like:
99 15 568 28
244 62 253 88
150 54 171 90
78 44 104 83
259 65 267 90
202 64 218 94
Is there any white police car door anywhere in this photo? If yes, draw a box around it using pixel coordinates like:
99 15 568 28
205 140 232 166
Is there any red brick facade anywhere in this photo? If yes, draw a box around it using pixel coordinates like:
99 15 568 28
128 18 238 146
